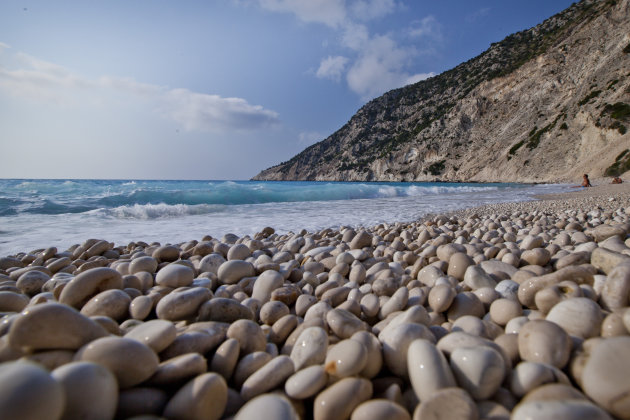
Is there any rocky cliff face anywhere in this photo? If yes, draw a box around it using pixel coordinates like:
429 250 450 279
253 0 630 183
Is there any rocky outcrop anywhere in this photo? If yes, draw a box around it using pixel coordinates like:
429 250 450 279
253 0 630 183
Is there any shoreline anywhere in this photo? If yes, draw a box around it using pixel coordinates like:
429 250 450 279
1 178 629 418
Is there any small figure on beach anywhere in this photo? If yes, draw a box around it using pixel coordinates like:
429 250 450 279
612 176 623 184
582 174 592 187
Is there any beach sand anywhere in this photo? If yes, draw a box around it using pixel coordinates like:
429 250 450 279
1 180 630 419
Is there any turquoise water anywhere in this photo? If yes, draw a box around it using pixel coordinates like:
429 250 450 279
0 179 570 255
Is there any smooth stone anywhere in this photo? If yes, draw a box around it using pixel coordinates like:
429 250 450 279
8 302 108 351
52 361 118 420
517 320 571 368
463 265 497 290
232 351 273 388
582 336 630 419
325 339 367 378
16 270 50 295
130 295 153 320
290 326 328 370
235 394 299 420
450 346 505 400
59 267 123 308
489 298 523 326
163 373 228 420
591 247 630 274
80 288 131 321
153 245 180 262
285 365 328 399
381 322 435 378
0 361 65 420
446 292 485 322
601 312 629 337
479 260 518 277
155 263 194 288
545 297 603 339
327 308 366 339
197 297 254 323
407 339 456 402
509 361 570 398
241 355 295 400
160 329 224 359
228 243 252 260
436 332 511 372
227 319 267 355
259 300 290 325
520 383 588 402
75 336 159 388
125 319 177 353
428 284 455 313
351 399 411 420
412 387 478 420
447 253 474 280
314 377 373 420
21 349 75 371
198 253 227 275
210 338 240 381
156 287 211 321
600 263 630 311
512 400 612 420
129 256 159 274
0 291 29 312
351 331 383 379
350 231 373 249
149 352 207 385
520 248 551 266
218 260 256 285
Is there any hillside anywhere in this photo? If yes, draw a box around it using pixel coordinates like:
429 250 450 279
253 0 630 183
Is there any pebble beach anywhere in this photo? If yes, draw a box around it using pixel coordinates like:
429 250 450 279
1 181 630 420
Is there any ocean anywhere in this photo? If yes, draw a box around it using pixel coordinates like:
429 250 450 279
0 179 571 256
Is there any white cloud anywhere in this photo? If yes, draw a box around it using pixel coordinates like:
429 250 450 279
253 0 347 27
0 47 279 132
298 131 323 145
349 0 396 21
346 34 421 100
316 55 349 82
341 23 369 50
408 15 442 41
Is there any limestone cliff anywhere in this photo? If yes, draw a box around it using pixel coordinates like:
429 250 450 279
253 0 630 183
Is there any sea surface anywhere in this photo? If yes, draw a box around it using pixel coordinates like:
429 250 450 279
0 179 571 256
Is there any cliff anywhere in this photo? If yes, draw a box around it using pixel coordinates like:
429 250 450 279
253 0 630 182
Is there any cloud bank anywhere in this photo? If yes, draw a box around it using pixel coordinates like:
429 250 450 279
0 45 279 132
243 0 437 100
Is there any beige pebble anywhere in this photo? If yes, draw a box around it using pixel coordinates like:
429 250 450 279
601 312 629 337
241 354 295 400
452 315 488 338
52 361 118 420
16 270 50 296
520 383 588 402
155 263 194 288
545 297 603 339
235 394 299 420
290 326 328 370
476 401 509 420
512 400 612 420
227 319 267 355
509 361 570 398
351 331 383 379
381 322 435 378
59 267 123 309
211 338 240 381
517 320 571 368
412 387 477 420
129 295 153 320
489 298 523 326
314 377 373 420
285 365 328 399
0 361 65 420
407 339 456 402
601 263 630 311
437 332 511 372
8 302 108 351
327 308 366 339
325 339 367 378
198 297 254 323
582 336 630 419
520 248 551 266
163 372 228 420
259 300 290 325
80 288 131 321
75 336 159 388
21 349 74 371
450 346 505 400
447 252 474 280
0 291 29 312
125 319 177 353
447 292 485 322
218 260 256 285
351 399 411 420
428 284 455 313
233 351 273 388
156 286 211 321
463 265 497 290
129 256 158 274
150 352 207 385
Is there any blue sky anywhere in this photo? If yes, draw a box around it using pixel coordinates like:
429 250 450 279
0 0 575 180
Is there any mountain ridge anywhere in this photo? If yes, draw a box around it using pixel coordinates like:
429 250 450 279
253 0 630 183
